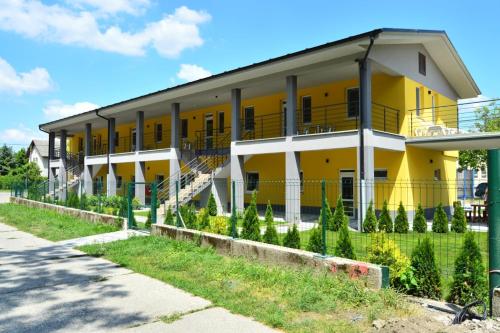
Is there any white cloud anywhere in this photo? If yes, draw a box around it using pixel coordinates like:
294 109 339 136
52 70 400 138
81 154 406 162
177 64 212 82
0 124 43 144
0 1 211 58
69 0 150 16
0 57 52 95
43 100 100 120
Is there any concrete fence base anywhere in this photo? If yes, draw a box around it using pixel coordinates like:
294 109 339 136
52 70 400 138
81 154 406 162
152 224 386 289
10 197 125 229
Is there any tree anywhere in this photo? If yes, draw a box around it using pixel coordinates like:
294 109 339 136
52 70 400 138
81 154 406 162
362 201 377 233
432 203 448 233
334 215 356 259
283 224 301 249
263 201 279 245
413 204 427 233
394 202 409 233
145 210 152 229
207 192 217 216
319 196 334 231
451 202 467 233
330 196 344 231
447 232 488 305
409 237 442 300
459 102 500 170
307 223 322 253
164 206 174 225
378 200 393 233
241 192 261 241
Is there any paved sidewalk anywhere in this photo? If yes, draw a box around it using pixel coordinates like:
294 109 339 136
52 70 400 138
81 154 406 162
0 222 278 333
55 229 149 248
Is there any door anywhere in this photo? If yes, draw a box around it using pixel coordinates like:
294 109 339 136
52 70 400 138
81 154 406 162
131 128 136 151
205 114 214 149
340 170 355 217
281 100 287 136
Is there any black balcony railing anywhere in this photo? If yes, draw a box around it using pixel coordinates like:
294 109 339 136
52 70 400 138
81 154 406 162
195 127 231 155
144 129 171 151
240 102 400 141
407 98 500 137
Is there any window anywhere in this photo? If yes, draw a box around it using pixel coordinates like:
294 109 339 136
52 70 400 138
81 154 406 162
302 96 312 124
156 175 165 190
117 176 123 188
347 88 359 118
218 112 225 133
434 169 441 181
374 169 388 180
78 138 83 152
244 107 255 131
114 132 119 146
246 172 259 192
155 123 163 143
181 119 188 139
300 171 304 193
418 52 426 76
415 87 421 116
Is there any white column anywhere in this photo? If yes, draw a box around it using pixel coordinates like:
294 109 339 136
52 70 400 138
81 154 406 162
135 161 146 204
83 123 93 195
169 103 181 203
58 130 67 201
357 141 375 230
286 151 301 223
107 164 117 196
230 155 244 213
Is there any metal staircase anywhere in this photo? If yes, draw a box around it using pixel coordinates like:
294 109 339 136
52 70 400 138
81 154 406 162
157 131 231 215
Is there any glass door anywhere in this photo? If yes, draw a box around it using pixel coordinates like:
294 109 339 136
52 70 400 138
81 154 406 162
340 170 355 217
205 114 214 149
281 100 287 136
131 128 136 152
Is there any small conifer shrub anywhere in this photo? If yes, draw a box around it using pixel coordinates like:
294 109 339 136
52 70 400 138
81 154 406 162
362 201 377 233
263 201 279 245
145 210 152 229
378 200 393 233
241 192 261 241
164 206 174 225
306 223 323 254
207 192 217 216
394 201 409 233
432 203 448 233
412 203 427 233
450 201 467 233
334 215 355 259
197 208 210 230
283 224 301 249
409 237 442 299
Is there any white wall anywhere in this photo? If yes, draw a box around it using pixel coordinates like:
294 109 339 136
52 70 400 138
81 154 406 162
29 147 48 177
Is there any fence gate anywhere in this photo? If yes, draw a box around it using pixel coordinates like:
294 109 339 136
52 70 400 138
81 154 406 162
126 182 157 230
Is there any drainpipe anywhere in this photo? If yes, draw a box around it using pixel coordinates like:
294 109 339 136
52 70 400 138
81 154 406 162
38 126 51 180
356 32 378 225
96 111 111 168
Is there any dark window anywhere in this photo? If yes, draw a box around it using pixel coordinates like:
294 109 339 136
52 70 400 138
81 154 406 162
115 132 119 146
78 138 83 152
434 169 441 181
244 107 254 131
117 176 122 188
415 87 421 116
156 175 165 190
374 169 388 180
418 52 426 75
347 88 359 118
302 96 312 124
155 123 163 142
300 171 304 193
181 119 188 139
246 172 259 192
218 112 225 133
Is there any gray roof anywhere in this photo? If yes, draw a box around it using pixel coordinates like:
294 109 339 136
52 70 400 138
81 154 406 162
27 139 59 158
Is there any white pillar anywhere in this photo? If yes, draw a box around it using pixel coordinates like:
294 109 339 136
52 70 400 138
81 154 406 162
107 164 117 196
357 141 374 230
169 103 181 203
84 165 93 195
135 161 145 204
230 155 244 213
286 151 301 223
58 130 67 201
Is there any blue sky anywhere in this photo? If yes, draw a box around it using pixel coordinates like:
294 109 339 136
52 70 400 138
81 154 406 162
0 0 499 147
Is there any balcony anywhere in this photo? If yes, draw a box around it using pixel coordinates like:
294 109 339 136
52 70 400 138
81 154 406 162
194 127 231 156
407 99 500 138
112 129 172 155
240 102 400 141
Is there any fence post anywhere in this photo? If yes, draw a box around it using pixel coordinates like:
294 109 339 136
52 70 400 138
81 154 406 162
151 181 157 224
487 149 500 315
231 180 237 238
321 179 327 256
175 180 181 228
127 182 133 229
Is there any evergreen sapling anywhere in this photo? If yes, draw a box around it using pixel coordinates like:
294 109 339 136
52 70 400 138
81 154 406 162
413 203 427 233
362 200 377 233
394 201 409 233
263 201 279 245
378 200 393 233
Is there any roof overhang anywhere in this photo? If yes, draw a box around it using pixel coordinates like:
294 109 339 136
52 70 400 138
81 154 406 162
406 132 500 150
39 28 481 134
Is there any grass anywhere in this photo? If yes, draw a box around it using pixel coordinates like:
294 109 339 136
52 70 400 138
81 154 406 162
0 203 121 241
79 236 414 333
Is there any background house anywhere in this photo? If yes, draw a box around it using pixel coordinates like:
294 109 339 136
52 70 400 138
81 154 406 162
26 139 58 178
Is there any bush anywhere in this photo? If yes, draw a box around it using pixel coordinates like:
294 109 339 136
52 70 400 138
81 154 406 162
447 232 488 305
316 195 332 231
432 203 448 233
367 233 412 289
378 200 392 233
362 201 377 233
208 216 228 235
197 208 210 231
145 210 152 229
180 204 197 229
131 197 141 210
283 224 300 249
207 192 217 216
334 216 355 259
451 201 467 233
66 192 80 208
413 204 427 233
409 237 442 299
80 193 89 211
164 206 174 225
118 196 128 218
87 195 98 208
394 202 409 234
263 201 279 245
226 213 239 238
329 197 343 231
306 223 323 254
241 192 261 241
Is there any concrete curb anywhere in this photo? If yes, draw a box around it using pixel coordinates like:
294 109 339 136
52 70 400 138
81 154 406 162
152 224 384 289
10 197 125 229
